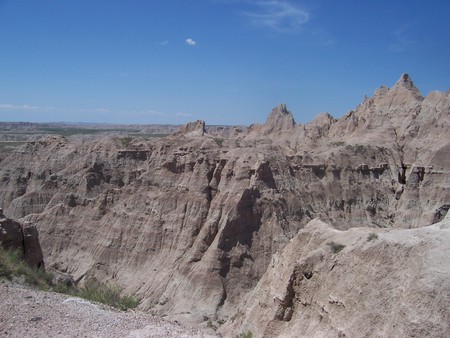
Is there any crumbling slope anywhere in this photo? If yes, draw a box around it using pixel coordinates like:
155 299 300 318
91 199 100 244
221 216 450 337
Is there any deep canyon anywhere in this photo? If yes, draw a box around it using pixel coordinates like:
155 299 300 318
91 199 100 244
0 74 449 337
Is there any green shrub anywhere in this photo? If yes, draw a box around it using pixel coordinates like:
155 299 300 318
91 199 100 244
23 267 54 288
327 241 345 254
53 281 77 295
0 246 52 290
78 279 139 310
206 319 217 330
213 137 224 147
367 233 379 242
235 331 253 338
119 136 133 147
1 246 138 311
0 247 14 280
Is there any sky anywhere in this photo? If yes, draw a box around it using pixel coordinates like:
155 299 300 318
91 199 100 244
0 0 449 126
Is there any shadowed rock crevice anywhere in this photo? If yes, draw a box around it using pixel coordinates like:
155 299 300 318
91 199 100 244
85 161 112 190
432 205 449 224
275 273 296 321
255 161 277 189
218 188 262 253
0 209 44 269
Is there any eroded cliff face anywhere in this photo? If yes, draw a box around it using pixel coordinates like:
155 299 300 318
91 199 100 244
0 74 448 331
220 217 450 338
0 208 44 269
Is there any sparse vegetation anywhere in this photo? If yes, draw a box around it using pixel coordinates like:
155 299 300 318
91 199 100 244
213 137 224 147
0 246 139 310
331 141 346 147
53 278 139 311
53 280 75 294
0 247 53 289
40 127 108 136
367 233 379 242
0 248 18 280
0 141 27 153
235 331 253 338
327 241 346 254
230 310 244 323
119 136 134 147
39 127 143 137
206 319 217 330
76 279 140 311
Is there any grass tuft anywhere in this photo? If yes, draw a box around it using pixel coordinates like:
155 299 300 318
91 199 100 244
327 241 346 254
367 233 379 242
119 136 134 147
0 246 53 289
74 278 139 310
1 246 138 310
213 137 224 147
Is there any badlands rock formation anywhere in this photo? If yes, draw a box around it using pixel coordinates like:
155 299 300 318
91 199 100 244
0 208 44 269
220 216 450 337
0 74 448 336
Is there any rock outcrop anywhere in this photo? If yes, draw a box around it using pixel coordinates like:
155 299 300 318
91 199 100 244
220 216 450 337
176 120 207 137
0 208 44 269
259 103 296 134
0 74 448 335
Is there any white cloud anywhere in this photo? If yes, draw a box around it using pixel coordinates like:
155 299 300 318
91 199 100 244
0 104 113 115
185 38 197 46
241 0 309 32
0 103 56 111
158 40 169 46
0 104 18 109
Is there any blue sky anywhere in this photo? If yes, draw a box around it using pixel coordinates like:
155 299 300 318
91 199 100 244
0 0 449 125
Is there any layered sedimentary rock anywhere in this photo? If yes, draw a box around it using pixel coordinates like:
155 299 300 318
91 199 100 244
220 216 450 337
0 74 448 334
0 208 44 268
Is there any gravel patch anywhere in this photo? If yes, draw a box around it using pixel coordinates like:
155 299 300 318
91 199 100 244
0 282 218 338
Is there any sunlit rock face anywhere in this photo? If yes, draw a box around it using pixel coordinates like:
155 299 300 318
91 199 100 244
0 74 448 334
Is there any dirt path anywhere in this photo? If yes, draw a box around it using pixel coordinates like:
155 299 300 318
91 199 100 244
0 282 218 338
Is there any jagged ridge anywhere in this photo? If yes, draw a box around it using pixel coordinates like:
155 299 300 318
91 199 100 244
0 74 448 335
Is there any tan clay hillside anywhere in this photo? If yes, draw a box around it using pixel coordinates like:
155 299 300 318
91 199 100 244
0 74 449 337
220 217 450 337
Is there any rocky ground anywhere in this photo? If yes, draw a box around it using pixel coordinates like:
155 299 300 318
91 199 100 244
0 282 217 338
